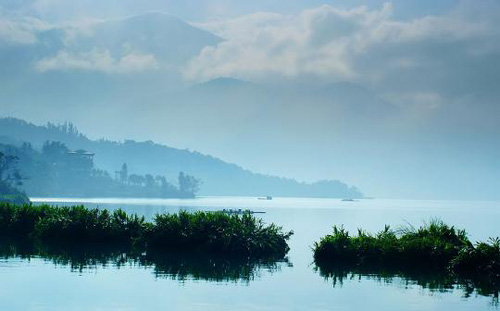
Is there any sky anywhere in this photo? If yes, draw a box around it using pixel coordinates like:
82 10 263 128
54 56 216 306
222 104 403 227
0 0 499 200
1 0 459 22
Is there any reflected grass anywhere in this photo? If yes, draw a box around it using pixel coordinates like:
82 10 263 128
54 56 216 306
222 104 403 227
315 264 499 305
142 252 288 283
0 237 290 283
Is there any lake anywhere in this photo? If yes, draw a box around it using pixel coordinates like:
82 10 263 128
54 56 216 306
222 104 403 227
2 197 500 310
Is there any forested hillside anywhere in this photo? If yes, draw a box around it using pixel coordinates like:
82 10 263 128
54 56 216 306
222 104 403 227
0 117 362 198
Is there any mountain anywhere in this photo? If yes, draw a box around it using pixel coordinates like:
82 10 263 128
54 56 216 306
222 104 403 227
62 12 221 64
1 12 220 70
0 117 363 198
1 10 397 150
0 12 222 121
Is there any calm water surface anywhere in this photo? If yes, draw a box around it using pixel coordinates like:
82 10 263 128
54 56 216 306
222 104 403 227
2 197 500 310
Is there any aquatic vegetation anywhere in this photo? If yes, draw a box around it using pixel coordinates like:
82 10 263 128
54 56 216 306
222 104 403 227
0 203 292 259
450 238 500 293
0 203 146 246
314 220 471 267
147 211 292 258
313 220 500 297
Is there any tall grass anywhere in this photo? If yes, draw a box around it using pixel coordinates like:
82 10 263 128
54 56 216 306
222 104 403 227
147 211 292 258
313 220 500 286
0 203 292 259
0 203 146 246
451 237 500 291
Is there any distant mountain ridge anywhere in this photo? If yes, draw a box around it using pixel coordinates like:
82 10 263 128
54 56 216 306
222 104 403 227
0 12 222 117
0 117 363 198
63 12 221 64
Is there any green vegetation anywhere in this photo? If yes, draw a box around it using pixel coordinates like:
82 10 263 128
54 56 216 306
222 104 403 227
451 238 500 287
147 211 291 258
313 220 500 291
314 221 471 268
0 203 292 259
0 151 30 204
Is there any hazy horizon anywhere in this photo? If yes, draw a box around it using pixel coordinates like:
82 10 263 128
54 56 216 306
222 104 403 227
1 0 499 200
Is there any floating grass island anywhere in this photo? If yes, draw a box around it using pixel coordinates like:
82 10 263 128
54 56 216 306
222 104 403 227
0 203 293 260
313 221 500 291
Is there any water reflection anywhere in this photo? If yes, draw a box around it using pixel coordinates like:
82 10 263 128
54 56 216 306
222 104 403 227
315 264 499 305
143 253 289 283
0 239 290 283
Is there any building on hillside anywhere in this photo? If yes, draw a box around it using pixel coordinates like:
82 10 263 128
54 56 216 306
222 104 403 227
66 149 95 175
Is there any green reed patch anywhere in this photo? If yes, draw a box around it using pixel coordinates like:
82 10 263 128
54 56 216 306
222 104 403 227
313 220 500 287
0 203 292 259
147 211 292 258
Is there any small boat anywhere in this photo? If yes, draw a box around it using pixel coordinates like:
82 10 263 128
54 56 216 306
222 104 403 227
258 196 273 200
341 198 356 202
219 209 265 215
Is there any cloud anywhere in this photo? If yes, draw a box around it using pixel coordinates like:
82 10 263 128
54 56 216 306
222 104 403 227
183 4 394 82
8 11 218 75
35 49 160 73
0 15 52 45
181 0 500 138
184 0 500 99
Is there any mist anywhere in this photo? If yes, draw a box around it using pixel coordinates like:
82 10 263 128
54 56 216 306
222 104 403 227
1 0 499 200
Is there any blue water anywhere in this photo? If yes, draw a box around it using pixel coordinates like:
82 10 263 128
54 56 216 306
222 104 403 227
1 197 499 310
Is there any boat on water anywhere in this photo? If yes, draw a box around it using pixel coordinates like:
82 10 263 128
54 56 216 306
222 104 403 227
220 209 265 215
341 198 356 202
257 196 273 200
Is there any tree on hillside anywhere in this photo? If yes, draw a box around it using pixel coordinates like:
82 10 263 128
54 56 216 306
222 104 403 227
119 163 128 184
0 152 23 187
145 174 155 189
0 151 29 203
178 171 201 195
42 141 69 163
156 175 178 195
46 121 82 138
129 174 145 186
